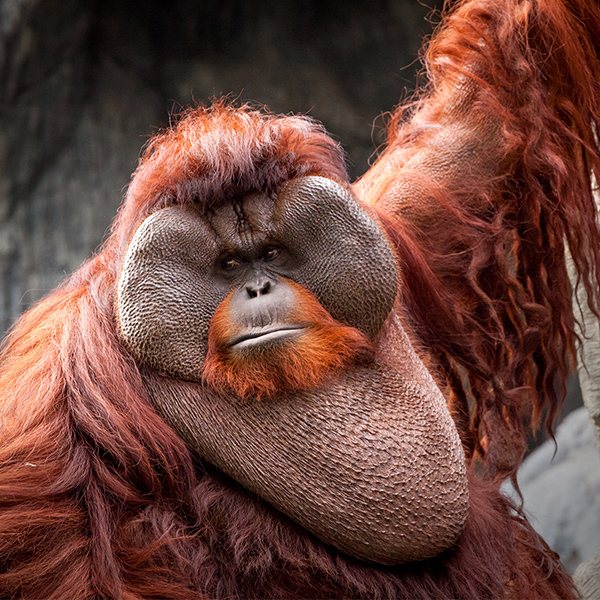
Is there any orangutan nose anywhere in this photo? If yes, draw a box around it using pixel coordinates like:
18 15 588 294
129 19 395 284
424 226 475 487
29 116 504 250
245 278 272 299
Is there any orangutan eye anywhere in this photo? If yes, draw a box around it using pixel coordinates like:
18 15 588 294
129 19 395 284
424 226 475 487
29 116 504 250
222 256 241 271
263 246 280 261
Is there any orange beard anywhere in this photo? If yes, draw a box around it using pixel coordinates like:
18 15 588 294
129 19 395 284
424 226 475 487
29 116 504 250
202 281 372 399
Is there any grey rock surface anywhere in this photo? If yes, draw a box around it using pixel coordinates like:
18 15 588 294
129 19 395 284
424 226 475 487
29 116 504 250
0 0 441 333
505 407 600 573
575 546 600 600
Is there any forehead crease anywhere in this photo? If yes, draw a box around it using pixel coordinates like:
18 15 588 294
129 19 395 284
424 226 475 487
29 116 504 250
209 193 274 250
242 192 275 232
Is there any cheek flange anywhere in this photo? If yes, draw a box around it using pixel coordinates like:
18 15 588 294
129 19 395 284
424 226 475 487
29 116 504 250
117 177 399 382
275 176 399 339
116 205 223 381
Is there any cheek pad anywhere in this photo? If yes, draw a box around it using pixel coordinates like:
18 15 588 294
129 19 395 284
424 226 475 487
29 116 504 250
275 177 399 339
116 206 223 381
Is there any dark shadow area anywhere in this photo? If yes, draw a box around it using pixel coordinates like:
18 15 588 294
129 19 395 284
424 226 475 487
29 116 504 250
0 0 442 331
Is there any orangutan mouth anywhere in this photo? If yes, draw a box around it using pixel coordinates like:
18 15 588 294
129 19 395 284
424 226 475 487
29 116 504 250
229 326 306 350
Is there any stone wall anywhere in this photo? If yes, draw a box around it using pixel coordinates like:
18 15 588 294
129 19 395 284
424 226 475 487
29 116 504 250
0 0 440 332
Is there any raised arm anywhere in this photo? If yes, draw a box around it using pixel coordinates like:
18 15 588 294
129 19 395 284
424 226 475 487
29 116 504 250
356 0 600 478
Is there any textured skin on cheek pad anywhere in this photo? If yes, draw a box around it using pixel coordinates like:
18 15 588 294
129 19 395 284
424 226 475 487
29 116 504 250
117 206 224 379
116 177 399 380
275 177 399 339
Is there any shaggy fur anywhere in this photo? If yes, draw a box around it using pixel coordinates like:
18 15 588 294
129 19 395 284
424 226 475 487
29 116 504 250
1 0 598 598
357 0 600 478
0 285 578 598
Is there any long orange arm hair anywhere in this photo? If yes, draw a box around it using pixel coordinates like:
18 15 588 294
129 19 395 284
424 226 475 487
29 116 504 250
357 0 600 478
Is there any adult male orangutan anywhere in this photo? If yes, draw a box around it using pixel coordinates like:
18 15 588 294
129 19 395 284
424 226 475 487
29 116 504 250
1 0 600 598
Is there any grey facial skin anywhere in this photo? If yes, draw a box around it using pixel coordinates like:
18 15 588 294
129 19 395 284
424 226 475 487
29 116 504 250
117 176 469 565
226 275 305 350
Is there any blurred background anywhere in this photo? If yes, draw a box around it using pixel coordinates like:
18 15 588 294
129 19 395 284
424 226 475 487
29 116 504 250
1 0 597 575
0 0 442 333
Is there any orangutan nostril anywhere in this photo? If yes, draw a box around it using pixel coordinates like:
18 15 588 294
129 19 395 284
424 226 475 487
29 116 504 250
246 279 272 299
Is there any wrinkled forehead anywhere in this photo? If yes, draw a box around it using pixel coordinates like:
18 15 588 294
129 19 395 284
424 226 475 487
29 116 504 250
208 192 276 251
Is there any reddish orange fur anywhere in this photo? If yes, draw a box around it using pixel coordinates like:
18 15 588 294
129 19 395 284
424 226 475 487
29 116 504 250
357 0 600 479
112 101 349 256
203 280 371 399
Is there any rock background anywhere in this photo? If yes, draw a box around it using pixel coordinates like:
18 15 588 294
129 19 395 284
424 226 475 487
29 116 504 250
505 407 600 573
0 0 441 333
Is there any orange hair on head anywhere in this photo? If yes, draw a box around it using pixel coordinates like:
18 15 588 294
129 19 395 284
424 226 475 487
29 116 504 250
203 280 372 399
